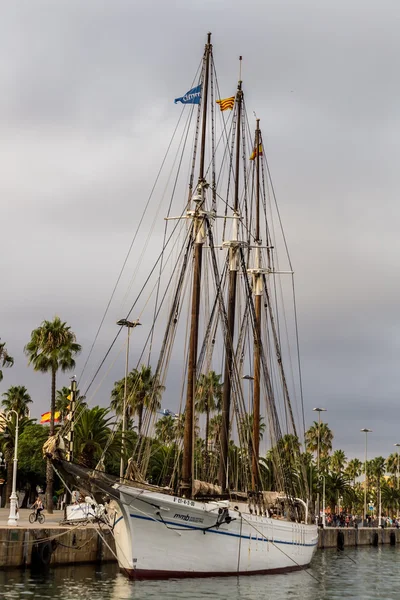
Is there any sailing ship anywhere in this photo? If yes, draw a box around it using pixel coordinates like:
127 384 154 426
50 33 318 578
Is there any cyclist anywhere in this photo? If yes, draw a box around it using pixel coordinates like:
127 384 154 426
32 496 44 521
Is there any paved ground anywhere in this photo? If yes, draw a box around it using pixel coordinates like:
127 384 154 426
0 508 78 528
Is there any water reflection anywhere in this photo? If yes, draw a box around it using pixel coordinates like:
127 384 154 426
0 547 399 599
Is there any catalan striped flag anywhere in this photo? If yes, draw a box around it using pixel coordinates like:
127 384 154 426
250 144 263 160
216 96 235 111
40 411 60 424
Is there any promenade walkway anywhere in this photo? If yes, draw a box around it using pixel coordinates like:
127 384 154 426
0 508 76 529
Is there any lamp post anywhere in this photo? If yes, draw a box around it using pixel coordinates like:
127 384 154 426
361 428 372 525
7 410 19 526
394 444 400 490
0 452 6 508
117 318 141 480
313 407 327 524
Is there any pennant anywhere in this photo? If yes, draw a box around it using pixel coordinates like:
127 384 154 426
67 394 72 400
250 144 263 160
40 411 60 424
174 84 202 105
216 96 235 111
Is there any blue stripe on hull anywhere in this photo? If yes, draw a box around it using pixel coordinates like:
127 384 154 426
129 513 317 548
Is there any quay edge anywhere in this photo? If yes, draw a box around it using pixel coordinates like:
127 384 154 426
0 526 116 569
318 526 400 549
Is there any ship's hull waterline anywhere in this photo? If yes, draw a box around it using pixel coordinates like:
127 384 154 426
111 485 318 579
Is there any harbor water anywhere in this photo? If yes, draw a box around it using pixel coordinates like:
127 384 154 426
1 546 400 599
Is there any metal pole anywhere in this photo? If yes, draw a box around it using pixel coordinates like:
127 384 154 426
313 407 326 524
7 410 19 526
364 434 367 523
378 486 382 527
317 411 320 522
322 475 326 527
360 429 372 525
120 326 131 481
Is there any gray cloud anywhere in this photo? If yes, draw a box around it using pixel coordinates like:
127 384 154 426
2 0 400 462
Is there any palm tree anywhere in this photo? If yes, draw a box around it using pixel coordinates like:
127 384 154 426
346 458 363 486
305 421 333 458
155 414 176 446
325 472 353 512
239 414 266 470
74 406 117 468
0 340 13 382
369 456 386 522
209 414 222 448
24 316 81 512
381 483 400 518
1 386 32 418
330 449 347 475
195 371 222 472
56 386 86 421
111 365 163 436
386 452 400 486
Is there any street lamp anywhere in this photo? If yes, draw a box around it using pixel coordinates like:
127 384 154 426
7 410 19 526
117 318 141 480
0 453 6 508
361 428 372 525
313 407 327 524
394 444 400 490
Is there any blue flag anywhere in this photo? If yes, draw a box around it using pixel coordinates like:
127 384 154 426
174 84 202 105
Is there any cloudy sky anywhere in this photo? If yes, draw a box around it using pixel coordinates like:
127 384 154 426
2 0 400 462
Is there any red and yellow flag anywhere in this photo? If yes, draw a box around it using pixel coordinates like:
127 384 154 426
216 96 235 111
250 144 263 160
40 411 60 424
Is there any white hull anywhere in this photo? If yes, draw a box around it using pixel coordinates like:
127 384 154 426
110 484 318 579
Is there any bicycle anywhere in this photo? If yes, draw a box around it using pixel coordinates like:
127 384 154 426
29 510 45 524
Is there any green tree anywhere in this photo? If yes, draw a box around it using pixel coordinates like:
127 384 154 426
18 423 49 506
209 414 222 448
305 421 333 458
0 414 33 507
1 386 32 418
369 456 386 520
74 406 118 469
154 414 176 446
238 414 265 471
330 449 347 475
345 458 363 486
0 340 13 382
325 472 353 512
111 365 163 436
386 453 400 483
195 371 222 472
24 316 81 512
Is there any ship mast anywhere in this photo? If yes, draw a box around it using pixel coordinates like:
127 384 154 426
218 75 244 492
251 120 262 489
180 33 212 497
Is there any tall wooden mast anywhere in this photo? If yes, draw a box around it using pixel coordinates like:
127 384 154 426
180 33 212 496
251 120 262 489
218 77 243 491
